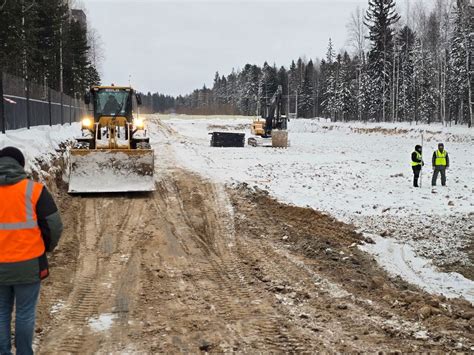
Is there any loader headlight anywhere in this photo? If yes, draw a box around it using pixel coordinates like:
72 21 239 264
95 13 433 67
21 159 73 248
81 117 93 129
133 118 145 129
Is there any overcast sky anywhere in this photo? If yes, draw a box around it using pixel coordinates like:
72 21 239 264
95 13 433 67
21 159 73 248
80 0 428 96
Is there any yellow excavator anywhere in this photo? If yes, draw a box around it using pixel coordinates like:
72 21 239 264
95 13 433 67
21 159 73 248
68 85 155 193
248 85 288 147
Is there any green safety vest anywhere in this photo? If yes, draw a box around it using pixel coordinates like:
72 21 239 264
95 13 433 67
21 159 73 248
435 149 447 166
411 151 422 166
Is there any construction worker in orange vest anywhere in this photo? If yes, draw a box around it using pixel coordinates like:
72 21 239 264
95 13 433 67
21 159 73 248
431 142 450 187
0 147 63 355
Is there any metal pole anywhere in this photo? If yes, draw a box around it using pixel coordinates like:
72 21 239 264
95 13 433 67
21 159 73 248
59 24 63 94
26 79 30 129
48 88 52 127
69 95 72 125
295 90 298 118
287 81 290 116
60 91 63 125
0 72 5 134
73 97 77 123
420 131 424 188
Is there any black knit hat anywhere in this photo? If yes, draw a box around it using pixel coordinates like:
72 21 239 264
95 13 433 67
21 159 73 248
0 146 26 167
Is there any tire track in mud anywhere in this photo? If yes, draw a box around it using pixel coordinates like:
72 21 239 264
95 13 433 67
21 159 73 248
39 196 147 354
149 170 320 352
40 198 101 353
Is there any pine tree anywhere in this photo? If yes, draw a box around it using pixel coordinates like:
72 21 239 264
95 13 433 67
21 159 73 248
397 25 416 121
364 0 400 121
63 19 92 95
0 1 40 80
288 60 298 114
358 66 373 121
298 60 315 118
447 0 473 126
33 0 69 89
413 38 437 123
336 52 354 121
259 62 278 117
321 39 337 120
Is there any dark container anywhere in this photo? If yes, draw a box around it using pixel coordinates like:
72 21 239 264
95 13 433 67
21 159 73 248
210 132 245 147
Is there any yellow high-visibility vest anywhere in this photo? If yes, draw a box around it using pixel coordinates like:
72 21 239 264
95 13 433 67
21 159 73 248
435 150 447 166
411 151 422 166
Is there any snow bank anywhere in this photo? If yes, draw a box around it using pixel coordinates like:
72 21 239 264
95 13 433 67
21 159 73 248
360 235 474 303
0 123 81 174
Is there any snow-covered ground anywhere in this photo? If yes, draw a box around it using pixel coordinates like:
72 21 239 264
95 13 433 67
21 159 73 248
154 114 474 303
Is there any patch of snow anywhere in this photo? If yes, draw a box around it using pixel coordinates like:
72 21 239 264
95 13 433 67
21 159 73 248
88 313 116 332
50 300 66 314
360 235 474 303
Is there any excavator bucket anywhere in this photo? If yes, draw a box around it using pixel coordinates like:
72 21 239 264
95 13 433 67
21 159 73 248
68 149 155 193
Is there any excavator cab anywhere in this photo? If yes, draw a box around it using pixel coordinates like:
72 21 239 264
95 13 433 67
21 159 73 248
68 86 155 193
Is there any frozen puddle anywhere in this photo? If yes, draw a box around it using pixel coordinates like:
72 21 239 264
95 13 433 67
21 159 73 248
88 313 117 332
360 235 474 304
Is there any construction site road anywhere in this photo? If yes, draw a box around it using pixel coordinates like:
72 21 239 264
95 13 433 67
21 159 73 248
34 118 473 353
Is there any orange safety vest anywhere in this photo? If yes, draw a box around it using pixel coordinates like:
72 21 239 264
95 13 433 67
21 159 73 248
0 179 45 263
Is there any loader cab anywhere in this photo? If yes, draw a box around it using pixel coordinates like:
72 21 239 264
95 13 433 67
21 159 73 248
85 86 142 122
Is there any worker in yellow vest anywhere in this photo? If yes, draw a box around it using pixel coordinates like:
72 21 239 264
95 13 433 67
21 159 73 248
431 143 449 186
411 145 424 187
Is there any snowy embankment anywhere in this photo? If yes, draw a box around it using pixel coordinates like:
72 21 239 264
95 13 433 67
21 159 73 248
155 114 474 303
0 124 81 178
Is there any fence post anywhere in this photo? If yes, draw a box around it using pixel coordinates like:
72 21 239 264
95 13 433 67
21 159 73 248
48 88 52 127
60 91 63 125
26 79 30 129
69 95 72 125
0 72 5 134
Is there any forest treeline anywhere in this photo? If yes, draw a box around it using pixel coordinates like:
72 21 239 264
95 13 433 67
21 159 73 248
0 0 100 96
142 0 473 126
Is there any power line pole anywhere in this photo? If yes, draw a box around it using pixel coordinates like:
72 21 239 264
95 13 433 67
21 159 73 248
60 24 63 93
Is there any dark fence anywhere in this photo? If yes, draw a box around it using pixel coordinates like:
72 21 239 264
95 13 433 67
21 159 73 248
1 72 87 133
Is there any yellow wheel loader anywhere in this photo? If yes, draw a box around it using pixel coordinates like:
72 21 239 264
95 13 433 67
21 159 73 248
68 85 155 193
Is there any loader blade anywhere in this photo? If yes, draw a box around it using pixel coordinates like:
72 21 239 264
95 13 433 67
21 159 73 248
68 149 155 193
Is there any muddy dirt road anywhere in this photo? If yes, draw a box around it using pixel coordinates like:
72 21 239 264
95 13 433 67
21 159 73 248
34 119 473 353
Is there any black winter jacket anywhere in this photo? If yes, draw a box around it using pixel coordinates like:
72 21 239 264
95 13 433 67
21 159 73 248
411 151 423 166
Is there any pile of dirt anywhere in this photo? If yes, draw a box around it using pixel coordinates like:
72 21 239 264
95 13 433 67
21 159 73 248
229 183 474 350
